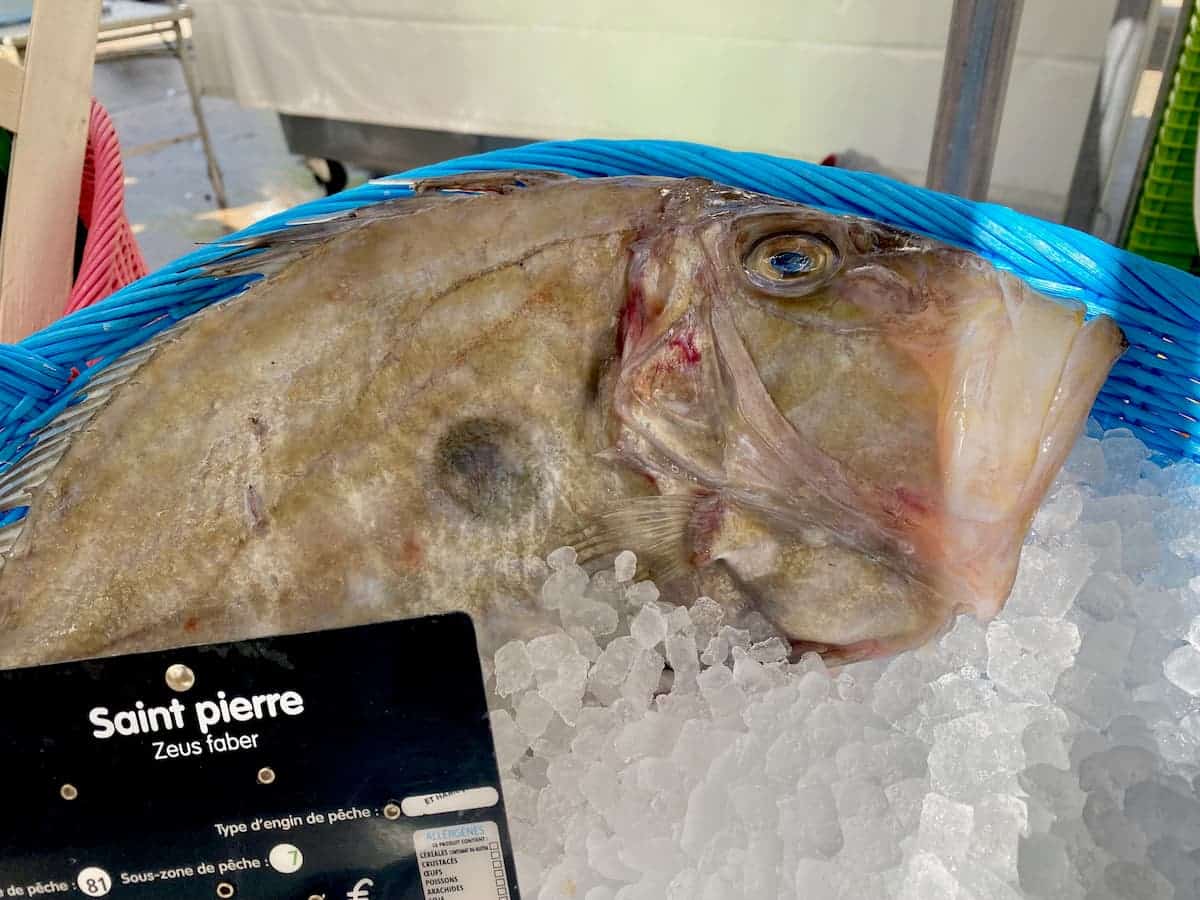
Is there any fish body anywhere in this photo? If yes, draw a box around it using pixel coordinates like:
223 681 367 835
0 174 1125 667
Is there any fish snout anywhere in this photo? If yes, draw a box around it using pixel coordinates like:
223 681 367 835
936 274 1125 618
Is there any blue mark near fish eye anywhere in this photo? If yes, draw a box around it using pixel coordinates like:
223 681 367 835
769 251 812 275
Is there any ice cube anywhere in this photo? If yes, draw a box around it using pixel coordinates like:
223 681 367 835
591 637 639 689
782 782 843 857
927 707 1028 803
987 618 1080 701
666 605 694 634
1101 431 1149 490
934 615 989 670
1075 620 1136 678
547 546 579 570
624 580 660 609
1164 644 1200 695
792 859 847 900
516 692 557 741
1017 833 1075 896
1077 746 1157 797
540 564 589 610
1018 764 1086 820
1004 542 1093 619
586 831 637 882
560 594 620 636
839 815 902 872
1035 482 1084 535
971 793 1027 882
494 641 534 697
885 778 929 833
689 596 725 642
680 778 727 857
1123 780 1200 848
1082 787 1149 861
621 650 665 708
697 664 745 719
528 632 582 679
1076 572 1134 621
613 550 637 583
749 636 789 663
566 626 603 661
897 852 959 900
1123 521 1164 577
916 792 974 863
1066 435 1107 485
665 632 700 694
1105 861 1175 900
631 604 669 649
1022 706 1072 769
490 709 529 770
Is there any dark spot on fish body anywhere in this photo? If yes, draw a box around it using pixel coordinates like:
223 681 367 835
248 415 269 448
245 484 269 534
435 418 542 521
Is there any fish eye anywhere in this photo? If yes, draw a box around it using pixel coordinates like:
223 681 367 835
743 232 840 294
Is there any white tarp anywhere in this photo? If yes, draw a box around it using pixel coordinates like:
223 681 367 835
190 0 1119 221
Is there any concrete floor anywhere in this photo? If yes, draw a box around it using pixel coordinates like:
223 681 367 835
93 49 338 271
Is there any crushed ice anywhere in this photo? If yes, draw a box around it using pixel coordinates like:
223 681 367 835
485 426 1200 899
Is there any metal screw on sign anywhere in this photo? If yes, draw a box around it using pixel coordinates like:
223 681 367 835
165 663 196 692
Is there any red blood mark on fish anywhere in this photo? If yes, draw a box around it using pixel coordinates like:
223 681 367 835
183 616 200 633
880 485 931 527
618 282 645 357
669 331 701 366
400 533 424 570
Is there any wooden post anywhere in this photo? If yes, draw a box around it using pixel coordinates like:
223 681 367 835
0 0 102 344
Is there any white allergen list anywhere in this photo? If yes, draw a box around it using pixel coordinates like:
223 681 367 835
414 821 510 899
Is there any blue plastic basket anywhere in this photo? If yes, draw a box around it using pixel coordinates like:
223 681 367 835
1 139 1198 531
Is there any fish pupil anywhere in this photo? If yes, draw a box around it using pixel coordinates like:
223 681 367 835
769 250 812 275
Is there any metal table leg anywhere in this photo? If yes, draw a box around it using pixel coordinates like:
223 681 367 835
172 19 227 209
926 0 1025 200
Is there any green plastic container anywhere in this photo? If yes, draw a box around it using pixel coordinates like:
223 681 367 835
1154 141 1197 164
1162 122 1200 146
1128 224 1196 254
1144 177 1195 201
1147 158 1195 182
1125 9 1200 271
1138 196 1194 217
1128 210 1195 232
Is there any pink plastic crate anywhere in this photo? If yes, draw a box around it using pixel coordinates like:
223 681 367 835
63 98 147 316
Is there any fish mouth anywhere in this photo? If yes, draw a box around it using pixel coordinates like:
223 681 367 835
936 274 1126 619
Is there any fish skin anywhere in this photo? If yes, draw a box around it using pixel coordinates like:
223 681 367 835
0 175 1125 668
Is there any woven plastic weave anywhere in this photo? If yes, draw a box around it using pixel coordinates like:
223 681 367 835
0 138 1197 530
66 99 148 315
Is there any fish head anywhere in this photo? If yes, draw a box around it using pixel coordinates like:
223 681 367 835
611 183 1126 660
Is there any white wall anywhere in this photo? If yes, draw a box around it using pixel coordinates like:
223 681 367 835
192 0 1119 221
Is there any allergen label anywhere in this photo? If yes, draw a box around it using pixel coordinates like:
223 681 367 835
414 821 510 899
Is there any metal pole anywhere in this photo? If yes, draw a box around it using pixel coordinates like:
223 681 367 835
926 0 1025 199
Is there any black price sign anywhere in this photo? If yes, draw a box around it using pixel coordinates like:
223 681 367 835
0 613 520 900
